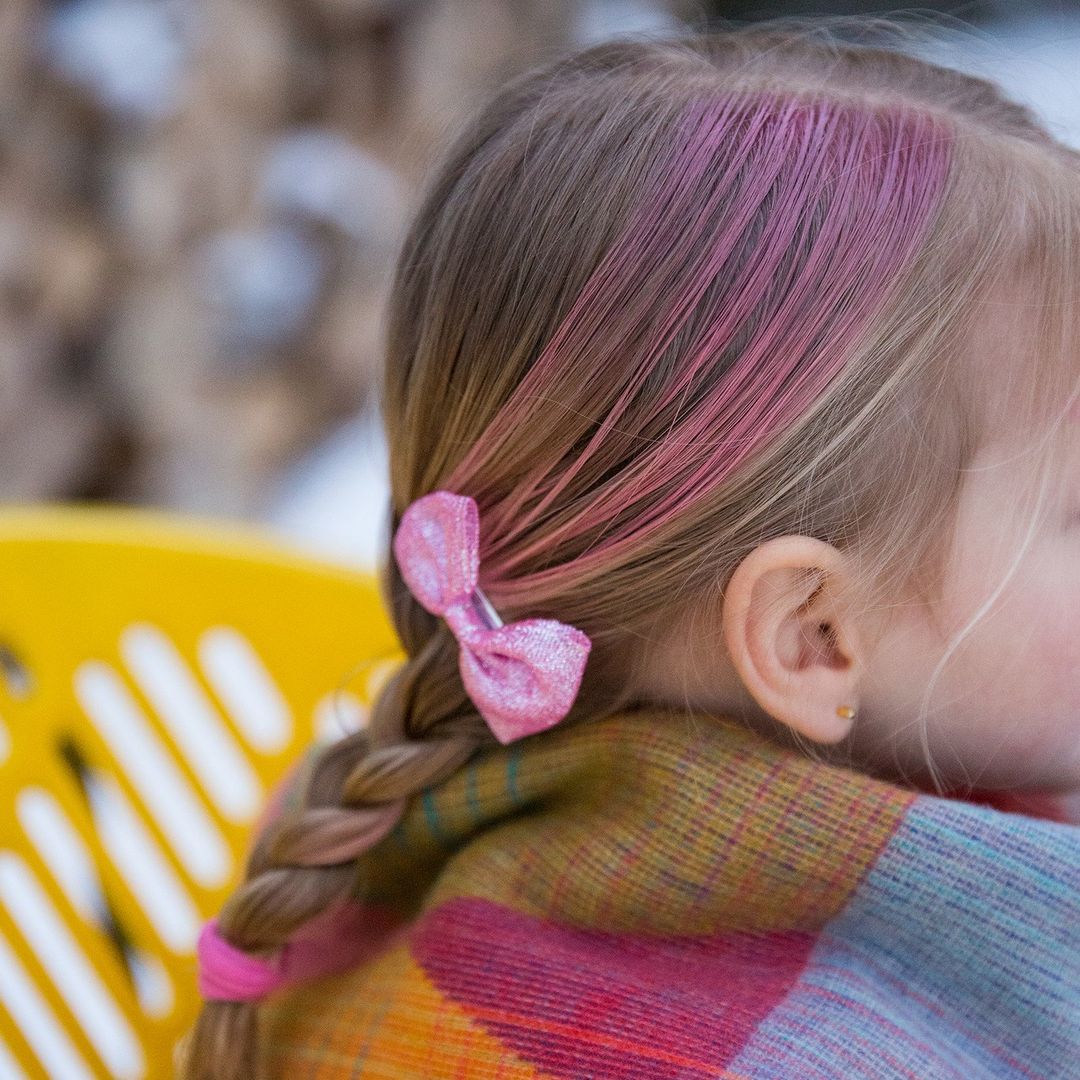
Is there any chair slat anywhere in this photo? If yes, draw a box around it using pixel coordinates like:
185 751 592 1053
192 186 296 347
0 503 405 1078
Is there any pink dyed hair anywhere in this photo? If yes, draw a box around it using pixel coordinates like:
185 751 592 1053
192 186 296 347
179 18 1080 1079
458 91 952 589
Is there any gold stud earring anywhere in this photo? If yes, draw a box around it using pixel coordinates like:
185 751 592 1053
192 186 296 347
835 704 855 720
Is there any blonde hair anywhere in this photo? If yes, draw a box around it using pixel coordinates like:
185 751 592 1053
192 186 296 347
179 16 1080 1078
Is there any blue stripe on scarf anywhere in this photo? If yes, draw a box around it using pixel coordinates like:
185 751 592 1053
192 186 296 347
730 797 1079 1078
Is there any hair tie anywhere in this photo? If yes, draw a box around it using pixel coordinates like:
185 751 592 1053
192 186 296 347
197 902 396 1003
391 490 592 745
196 918 289 1002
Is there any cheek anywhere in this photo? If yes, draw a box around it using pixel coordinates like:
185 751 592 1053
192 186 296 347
981 608 1074 706
979 581 1080 773
1008 564 1080 701
939 565 1080 719
1031 610 1080 702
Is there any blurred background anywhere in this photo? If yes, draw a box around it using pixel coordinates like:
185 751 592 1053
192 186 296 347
1 4 1078 1077
2 0 1079 572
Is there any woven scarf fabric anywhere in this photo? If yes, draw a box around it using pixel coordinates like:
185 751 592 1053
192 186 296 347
254 706 1080 1078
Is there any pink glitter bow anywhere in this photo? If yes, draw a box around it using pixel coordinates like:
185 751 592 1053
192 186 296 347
391 490 592 744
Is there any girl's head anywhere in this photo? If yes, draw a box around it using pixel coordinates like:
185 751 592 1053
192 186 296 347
180 17 1080 1079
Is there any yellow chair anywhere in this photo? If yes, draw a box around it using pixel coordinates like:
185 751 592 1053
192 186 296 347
0 502 405 1079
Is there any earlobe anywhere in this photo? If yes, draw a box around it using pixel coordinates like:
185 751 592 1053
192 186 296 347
721 536 860 747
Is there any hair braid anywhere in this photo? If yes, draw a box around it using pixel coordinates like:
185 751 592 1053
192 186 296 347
177 624 490 1079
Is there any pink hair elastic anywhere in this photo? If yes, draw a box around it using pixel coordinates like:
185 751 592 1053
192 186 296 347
197 901 403 1003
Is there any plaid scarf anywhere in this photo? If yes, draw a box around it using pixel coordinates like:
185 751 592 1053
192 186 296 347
254 706 1080 1078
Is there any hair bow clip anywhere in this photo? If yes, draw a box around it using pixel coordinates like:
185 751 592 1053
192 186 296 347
391 490 592 745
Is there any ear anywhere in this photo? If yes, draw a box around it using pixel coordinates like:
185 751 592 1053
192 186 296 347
721 535 861 745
